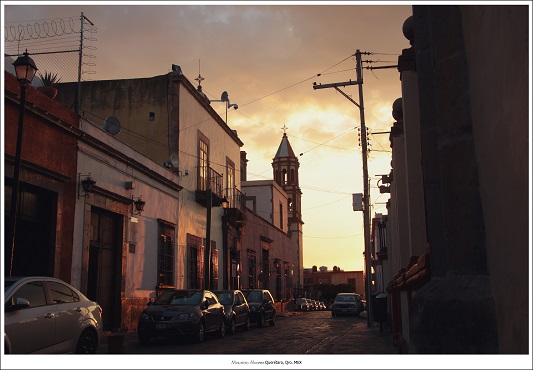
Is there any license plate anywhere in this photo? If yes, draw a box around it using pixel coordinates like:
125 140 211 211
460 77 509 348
156 323 167 329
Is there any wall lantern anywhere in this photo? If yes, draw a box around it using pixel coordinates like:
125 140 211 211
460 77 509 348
379 185 391 194
221 196 229 209
273 258 282 269
78 173 96 199
132 195 146 215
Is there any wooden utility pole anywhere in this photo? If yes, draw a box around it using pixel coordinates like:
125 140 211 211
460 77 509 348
313 49 373 327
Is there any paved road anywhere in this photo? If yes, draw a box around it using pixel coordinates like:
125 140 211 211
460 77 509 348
98 310 396 355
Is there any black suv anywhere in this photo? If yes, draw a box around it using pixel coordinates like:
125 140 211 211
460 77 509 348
242 289 276 327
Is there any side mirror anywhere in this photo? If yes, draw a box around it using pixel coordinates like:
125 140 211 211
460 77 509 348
203 300 210 309
14 297 31 310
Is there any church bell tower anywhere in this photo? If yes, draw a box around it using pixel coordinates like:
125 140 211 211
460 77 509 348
272 128 304 290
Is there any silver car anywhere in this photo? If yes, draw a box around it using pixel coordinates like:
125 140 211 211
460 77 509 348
4 276 103 354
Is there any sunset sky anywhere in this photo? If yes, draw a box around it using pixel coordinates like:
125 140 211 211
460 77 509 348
3 2 413 272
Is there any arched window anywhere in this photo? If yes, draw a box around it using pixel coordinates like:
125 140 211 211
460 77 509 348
290 169 295 184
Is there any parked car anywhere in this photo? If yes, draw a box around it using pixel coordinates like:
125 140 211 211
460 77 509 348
137 289 225 344
213 290 250 334
294 297 309 311
4 276 103 354
242 289 276 327
331 293 364 317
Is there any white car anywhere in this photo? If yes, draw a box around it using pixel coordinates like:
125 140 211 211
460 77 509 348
4 276 103 354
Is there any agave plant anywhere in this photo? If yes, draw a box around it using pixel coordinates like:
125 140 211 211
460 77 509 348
38 71 62 87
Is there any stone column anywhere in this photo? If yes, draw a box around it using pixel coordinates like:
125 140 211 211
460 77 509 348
408 5 498 353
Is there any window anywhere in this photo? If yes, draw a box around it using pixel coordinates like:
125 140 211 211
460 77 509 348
226 158 235 206
261 248 270 289
187 234 204 289
247 250 256 289
198 131 210 191
211 246 218 290
279 203 283 231
237 292 245 305
290 169 295 184
205 292 217 306
9 281 47 309
282 169 287 185
158 222 175 287
48 281 79 304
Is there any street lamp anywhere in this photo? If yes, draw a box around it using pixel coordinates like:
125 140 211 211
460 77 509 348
9 50 38 276
221 196 229 288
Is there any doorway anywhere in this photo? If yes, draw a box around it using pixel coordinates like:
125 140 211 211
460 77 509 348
87 207 123 331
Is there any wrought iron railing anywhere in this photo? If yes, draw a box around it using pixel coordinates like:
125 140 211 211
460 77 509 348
198 166 223 197
225 187 246 211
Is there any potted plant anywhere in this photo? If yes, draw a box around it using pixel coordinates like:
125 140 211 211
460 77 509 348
37 71 62 99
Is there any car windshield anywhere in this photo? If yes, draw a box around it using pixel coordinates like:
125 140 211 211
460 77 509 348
154 291 202 306
335 295 356 302
216 292 234 305
245 291 262 303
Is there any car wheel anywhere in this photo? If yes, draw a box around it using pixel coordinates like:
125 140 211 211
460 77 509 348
229 318 236 335
138 332 151 346
196 320 205 343
258 313 265 328
75 328 98 354
218 320 226 338
269 314 276 326
244 316 250 331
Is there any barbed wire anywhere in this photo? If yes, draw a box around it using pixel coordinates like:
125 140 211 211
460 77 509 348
4 14 98 84
4 17 81 42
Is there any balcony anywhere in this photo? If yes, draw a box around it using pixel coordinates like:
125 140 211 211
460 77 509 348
224 187 247 228
195 166 224 208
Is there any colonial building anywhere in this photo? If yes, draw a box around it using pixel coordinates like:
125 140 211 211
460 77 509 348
303 267 365 300
242 132 305 299
4 71 79 281
72 118 182 331
56 71 245 293
380 6 529 354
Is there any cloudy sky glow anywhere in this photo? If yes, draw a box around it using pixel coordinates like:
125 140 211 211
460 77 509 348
3 1 413 272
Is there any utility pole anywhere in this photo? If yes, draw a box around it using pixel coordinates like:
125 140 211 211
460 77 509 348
313 49 373 327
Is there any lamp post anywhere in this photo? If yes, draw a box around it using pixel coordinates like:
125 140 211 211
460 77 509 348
221 196 229 289
9 50 38 276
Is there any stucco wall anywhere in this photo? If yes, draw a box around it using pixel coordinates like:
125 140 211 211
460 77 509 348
460 5 529 354
240 209 293 299
56 75 171 165
4 72 79 281
72 118 182 330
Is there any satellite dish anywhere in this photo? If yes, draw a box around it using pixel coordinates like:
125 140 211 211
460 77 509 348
164 152 180 169
221 91 228 102
102 116 121 136
169 152 179 167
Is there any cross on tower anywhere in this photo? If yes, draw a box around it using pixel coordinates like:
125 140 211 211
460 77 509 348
195 59 205 86
281 124 288 134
